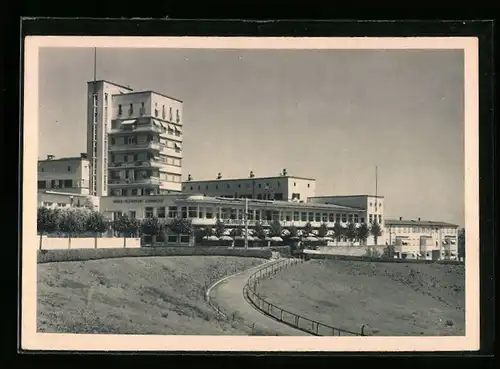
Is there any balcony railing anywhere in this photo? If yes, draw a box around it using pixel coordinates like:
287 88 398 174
108 142 162 152
109 125 163 134
108 177 161 186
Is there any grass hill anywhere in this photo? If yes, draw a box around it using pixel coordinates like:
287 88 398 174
38 256 266 335
256 259 465 336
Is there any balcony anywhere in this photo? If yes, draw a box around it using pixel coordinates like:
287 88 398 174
108 125 163 135
108 177 161 186
108 142 162 152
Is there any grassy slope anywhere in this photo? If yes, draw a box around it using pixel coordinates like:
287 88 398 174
38 256 266 335
257 260 465 336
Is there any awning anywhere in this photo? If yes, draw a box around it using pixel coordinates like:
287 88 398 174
450 240 456 244
174 143 181 149
167 124 175 130
152 119 162 127
175 126 182 132
442 240 447 244
121 119 136 125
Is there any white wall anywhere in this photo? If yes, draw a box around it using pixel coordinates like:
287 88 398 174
39 237 141 250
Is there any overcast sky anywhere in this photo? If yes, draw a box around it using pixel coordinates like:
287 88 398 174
38 47 464 226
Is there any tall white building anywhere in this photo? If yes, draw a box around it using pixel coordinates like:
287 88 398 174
87 80 183 197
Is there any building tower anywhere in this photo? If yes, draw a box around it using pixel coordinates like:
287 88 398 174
86 80 133 197
106 91 183 196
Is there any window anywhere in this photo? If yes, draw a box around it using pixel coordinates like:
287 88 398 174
141 102 145 115
354 214 359 223
258 184 262 188
157 207 166 218
291 193 300 200
360 217 365 223
176 109 180 123
378 214 382 223
328 213 334 222
188 206 197 218
113 212 122 220
227 184 230 189
322 213 328 222
369 214 373 223
67 166 71 172
104 93 108 106
169 107 173 121
348 214 353 223
129 211 136 219
315 213 321 222
167 235 178 243
63 179 72 188
230 208 237 220
37 181 46 189
129 103 134 115
118 104 122 115
145 207 154 218
162 105 166 119
308 183 310 188
294 182 296 186
308 212 314 221
180 235 190 243
205 207 213 219
301 212 307 221
181 206 188 218
168 206 178 218
341 214 347 223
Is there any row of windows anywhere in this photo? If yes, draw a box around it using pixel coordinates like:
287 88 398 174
110 187 178 197
184 181 310 191
139 206 367 224
369 201 383 208
111 153 181 167
368 214 383 224
39 165 75 173
37 179 88 189
117 102 180 123
392 226 457 234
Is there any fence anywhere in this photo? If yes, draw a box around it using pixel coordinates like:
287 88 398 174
243 257 365 336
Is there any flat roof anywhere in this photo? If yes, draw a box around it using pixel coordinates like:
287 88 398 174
101 194 360 211
177 195 358 211
184 175 316 183
309 195 385 199
87 80 133 91
38 156 89 163
385 219 459 228
112 90 183 103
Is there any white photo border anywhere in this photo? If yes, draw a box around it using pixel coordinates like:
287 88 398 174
22 36 479 352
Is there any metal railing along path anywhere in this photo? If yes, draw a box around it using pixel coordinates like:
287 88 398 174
244 256 366 336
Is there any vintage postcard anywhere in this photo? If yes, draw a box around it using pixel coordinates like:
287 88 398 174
22 36 479 352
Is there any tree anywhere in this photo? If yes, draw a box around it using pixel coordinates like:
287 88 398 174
268 219 282 238
112 214 140 248
458 228 465 260
139 216 164 245
195 227 213 243
167 217 193 236
59 208 88 249
345 222 357 246
230 227 243 238
287 225 298 238
37 207 60 250
357 223 370 246
370 221 382 245
254 221 266 240
333 222 344 246
214 219 226 238
317 223 329 238
85 211 108 249
302 222 313 237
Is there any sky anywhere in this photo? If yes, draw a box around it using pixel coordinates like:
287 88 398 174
38 47 465 226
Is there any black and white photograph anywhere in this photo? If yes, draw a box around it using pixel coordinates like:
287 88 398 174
21 35 480 352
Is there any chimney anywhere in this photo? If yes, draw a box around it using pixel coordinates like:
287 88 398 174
217 173 222 180
187 174 192 182
80 153 88 159
418 217 421 221
249 170 255 178
399 217 402 221
282 168 287 176
47 154 55 160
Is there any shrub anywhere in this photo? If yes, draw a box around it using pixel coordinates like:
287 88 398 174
37 207 61 250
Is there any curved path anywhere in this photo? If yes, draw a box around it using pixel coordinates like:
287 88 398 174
209 260 310 336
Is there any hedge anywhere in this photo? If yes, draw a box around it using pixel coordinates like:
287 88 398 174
37 246 275 264
304 252 464 265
